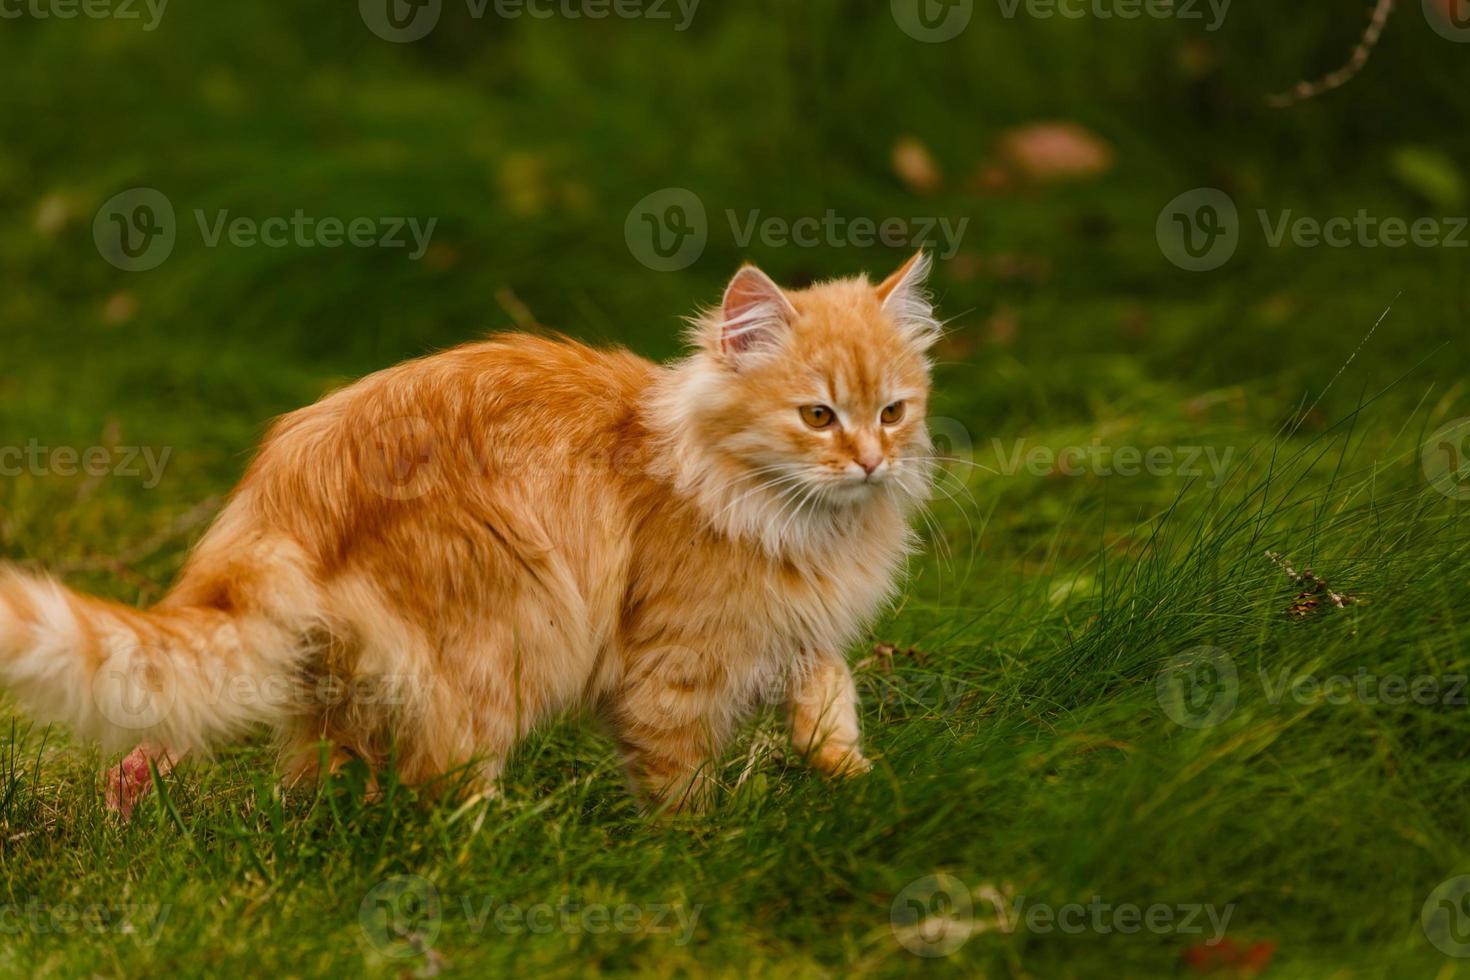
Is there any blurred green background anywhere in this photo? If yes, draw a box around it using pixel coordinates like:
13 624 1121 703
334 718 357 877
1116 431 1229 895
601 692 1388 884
2 1 1467 447
1 2 1469 977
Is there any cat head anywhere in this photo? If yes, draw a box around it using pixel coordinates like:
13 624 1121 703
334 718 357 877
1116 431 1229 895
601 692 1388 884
658 253 940 548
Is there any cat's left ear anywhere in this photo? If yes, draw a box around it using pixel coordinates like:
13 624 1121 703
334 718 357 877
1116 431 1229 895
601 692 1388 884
877 250 941 350
718 265 798 358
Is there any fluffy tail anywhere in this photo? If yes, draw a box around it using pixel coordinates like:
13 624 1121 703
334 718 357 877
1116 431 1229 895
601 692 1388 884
0 535 323 752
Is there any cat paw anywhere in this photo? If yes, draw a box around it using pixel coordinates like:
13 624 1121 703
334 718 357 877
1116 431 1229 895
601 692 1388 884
102 743 182 819
811 745 873 778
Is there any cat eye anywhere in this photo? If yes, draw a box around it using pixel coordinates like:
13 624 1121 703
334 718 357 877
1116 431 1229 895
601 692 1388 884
880 401 906 425
800 405 836 430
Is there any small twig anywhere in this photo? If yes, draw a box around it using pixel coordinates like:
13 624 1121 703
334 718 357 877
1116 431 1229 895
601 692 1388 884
1293 294 1397 436
494 288 541 330
856 642 926 675
731 726 786 790
1267 0 1396 107
1266 549 1360 618
1265 549 1302 582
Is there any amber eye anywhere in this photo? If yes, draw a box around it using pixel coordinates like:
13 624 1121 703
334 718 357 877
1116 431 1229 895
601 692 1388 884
800 405 836 430
880 401 906 425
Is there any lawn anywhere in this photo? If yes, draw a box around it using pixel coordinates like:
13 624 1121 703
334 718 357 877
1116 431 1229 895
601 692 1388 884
1 2 1469 976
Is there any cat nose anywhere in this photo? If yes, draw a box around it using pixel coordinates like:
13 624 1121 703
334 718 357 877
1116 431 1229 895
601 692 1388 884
857 453 884 476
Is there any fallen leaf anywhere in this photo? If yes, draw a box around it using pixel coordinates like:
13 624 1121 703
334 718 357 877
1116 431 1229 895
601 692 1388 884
985 307 1019 347
892 136 943 195
103 291 138 325
1287 593 1320 620
999 122 1114 183
1181 938 1276 976
34 193 73 236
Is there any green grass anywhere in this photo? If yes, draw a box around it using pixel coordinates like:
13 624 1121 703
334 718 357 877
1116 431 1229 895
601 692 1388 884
2 2 1470 976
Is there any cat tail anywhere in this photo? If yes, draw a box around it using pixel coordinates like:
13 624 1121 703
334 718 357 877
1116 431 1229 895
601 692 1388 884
0 535 324 752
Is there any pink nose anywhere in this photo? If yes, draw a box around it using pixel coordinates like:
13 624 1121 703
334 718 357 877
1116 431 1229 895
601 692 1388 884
858 455 883 476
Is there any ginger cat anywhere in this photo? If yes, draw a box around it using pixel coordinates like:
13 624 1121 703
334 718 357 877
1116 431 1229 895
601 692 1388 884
0 253 940 814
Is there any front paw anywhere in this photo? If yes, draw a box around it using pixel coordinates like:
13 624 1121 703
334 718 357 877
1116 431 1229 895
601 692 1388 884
811 745 873 778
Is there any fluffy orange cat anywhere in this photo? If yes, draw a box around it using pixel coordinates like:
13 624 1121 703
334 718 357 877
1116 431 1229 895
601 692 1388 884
0 252 940 815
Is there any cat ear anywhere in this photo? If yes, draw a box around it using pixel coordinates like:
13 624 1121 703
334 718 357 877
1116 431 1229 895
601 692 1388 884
876 250 941 350
719 265 797 357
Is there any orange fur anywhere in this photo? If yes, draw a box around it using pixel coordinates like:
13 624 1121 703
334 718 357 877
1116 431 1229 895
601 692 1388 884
0 254 940 810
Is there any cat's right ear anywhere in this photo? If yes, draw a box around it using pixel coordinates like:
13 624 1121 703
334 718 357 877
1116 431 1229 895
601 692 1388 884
718 265 797 359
